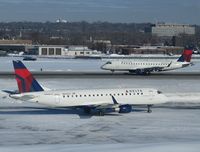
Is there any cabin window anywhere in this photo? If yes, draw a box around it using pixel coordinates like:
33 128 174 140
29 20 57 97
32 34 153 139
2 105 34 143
80 95 82 97
121 93 124 96
129 93 131 95
101 94 103 96
84 95 87 97
89 94 91 97
117 93 120 96
76 95 78 97
93 94 95 97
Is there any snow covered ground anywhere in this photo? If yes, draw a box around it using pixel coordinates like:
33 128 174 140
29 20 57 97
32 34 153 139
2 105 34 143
0 57 200 151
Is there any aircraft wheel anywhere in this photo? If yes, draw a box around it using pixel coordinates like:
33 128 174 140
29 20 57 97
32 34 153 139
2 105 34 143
147 109 152 113
147 105 152 113
98 111 105 116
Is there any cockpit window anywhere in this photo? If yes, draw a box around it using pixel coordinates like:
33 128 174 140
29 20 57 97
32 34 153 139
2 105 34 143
157 90 162 94
106 61 112 64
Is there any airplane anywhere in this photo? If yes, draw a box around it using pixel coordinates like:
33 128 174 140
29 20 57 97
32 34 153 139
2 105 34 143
2 60 168 116
101 49 193 75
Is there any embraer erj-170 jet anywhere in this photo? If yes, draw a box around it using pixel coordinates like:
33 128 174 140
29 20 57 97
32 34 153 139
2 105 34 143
101 49 193 75
3 60 168 116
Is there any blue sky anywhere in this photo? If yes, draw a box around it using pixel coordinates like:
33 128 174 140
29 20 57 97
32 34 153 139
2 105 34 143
0 0 200 24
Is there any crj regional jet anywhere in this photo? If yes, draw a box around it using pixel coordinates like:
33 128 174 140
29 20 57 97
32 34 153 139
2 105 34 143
3 60 168 116
101 49 193 75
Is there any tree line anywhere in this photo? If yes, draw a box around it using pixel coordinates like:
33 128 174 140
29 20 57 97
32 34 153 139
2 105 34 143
0 21 199 48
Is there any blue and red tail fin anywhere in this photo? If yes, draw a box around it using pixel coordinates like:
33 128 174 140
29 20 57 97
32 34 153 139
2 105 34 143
177 49 193 62
13 60 44 93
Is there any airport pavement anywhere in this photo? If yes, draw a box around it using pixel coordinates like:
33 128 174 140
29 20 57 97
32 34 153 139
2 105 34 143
0 71 200 79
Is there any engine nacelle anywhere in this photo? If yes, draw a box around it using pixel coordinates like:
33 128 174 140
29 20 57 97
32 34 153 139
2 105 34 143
114 107 120 112
119 105 132 113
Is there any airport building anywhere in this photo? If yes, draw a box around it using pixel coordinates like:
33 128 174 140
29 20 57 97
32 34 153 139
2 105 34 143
151 23 195 37
39 46 65 56
0 40 33 53
38 45 96 57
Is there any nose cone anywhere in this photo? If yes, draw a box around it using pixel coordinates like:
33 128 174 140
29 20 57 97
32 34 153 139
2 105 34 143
101 63 108 70
101 64 105 70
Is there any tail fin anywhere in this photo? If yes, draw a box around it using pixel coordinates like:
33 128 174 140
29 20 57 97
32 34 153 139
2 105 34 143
13 60 44 93
177 49 193 62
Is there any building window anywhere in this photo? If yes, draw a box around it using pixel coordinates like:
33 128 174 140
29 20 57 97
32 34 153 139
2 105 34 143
41 48 47 55
49 48 54 55
56 48 62 55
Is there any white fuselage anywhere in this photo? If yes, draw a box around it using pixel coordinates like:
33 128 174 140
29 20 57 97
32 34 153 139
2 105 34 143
101 60 190 72
10 88 168 107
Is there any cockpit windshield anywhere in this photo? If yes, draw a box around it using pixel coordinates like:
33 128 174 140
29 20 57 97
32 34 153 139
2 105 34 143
106 61 112 64
157 90 162 94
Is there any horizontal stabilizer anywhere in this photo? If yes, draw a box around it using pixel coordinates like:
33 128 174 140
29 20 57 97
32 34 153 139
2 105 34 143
2 90 18 94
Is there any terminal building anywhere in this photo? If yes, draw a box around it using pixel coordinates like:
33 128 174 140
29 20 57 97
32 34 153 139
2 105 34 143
0 40 33 53
38 46 96 57
151 23 195 37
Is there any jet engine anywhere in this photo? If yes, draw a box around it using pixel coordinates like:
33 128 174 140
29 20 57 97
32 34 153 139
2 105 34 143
119 105 132 113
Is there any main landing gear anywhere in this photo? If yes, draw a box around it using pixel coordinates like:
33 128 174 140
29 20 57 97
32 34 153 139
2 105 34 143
147 105 152 113
98 110 105 116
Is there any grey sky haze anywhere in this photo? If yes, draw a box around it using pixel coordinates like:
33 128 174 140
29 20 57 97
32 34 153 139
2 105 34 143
0 0 199 24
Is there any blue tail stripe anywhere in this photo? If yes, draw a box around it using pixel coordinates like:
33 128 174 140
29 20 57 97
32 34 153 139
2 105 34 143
177 55 184 62
13 60 26 69
31 79 44 92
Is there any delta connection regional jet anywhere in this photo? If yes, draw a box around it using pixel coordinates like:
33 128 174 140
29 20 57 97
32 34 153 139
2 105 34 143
101 49 193 75
2 60 168 116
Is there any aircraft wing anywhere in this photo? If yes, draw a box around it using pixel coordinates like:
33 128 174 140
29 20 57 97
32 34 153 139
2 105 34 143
135 66 165 73
95 103 119 110
77 96 132 115
83 96 120 110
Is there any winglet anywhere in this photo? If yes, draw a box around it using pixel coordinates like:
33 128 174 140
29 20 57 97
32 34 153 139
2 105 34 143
111 95 118 105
